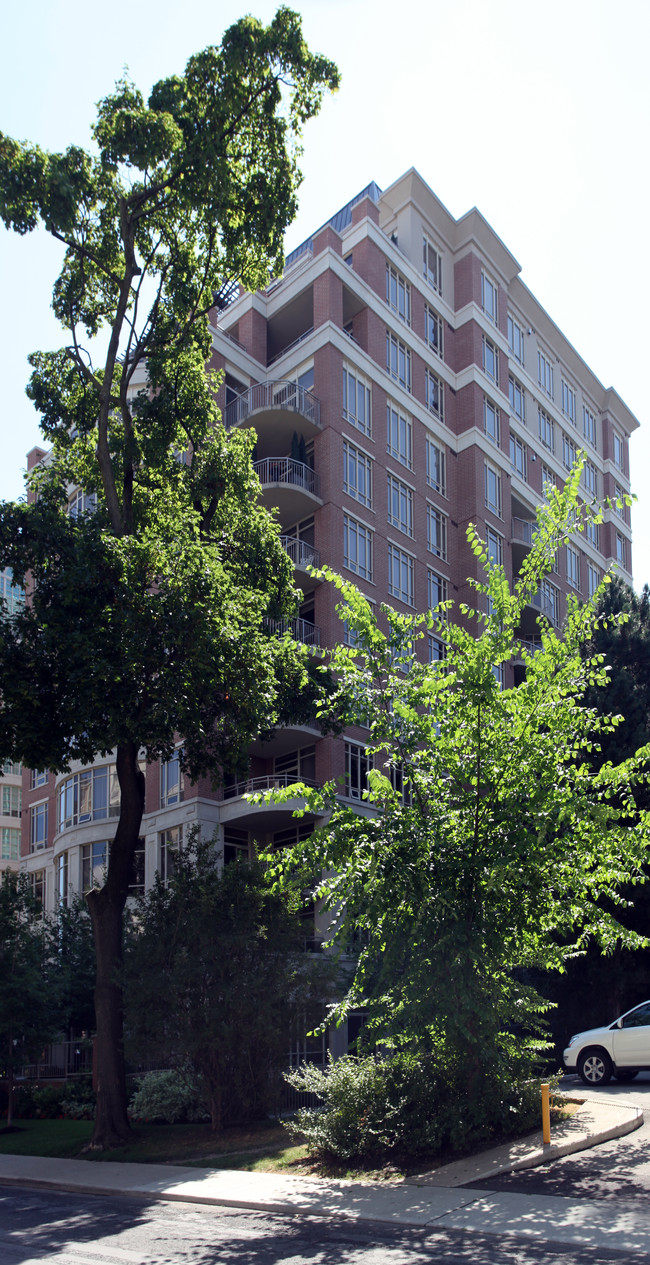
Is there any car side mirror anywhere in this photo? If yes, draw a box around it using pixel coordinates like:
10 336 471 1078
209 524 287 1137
617 1019 624 1028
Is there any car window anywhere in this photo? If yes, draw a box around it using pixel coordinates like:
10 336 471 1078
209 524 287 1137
621 1003 650 1028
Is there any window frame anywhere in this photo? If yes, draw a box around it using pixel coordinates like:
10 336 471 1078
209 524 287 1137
386 402 412 469
343 513 374 582
343 438 373 509
386 331 411 392
342 364 372 437
386 262 411 325
387 542 415 606
426 504 448 561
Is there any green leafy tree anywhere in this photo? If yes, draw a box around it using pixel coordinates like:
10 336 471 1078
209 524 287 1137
267 470 650 1096
0 873 62 1128
125 836 332 1131
0 10 338 1147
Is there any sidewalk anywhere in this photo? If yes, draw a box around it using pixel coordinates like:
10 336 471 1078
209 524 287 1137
0 1097 645 1254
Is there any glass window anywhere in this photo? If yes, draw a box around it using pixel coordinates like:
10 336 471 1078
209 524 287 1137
1 785 21 817
3 761 22 776
1 828 20 860
484 398 500 445
29 870 45 908
423 237 442 293
538 407 554 452
386 404 412 469
159 826 182 885
343 514 373 581
510 435 526 481
58 764 120 832
616 533 626 567
30 769 48 789
386 331 411 392
30 802 48 851
343 440 373 508
345 742 372 801
386 264 410 324
507 314 525 366
587 563 600 598
426 438 446 495
387 474 413 537
342 365 372 436
425 369 443 420
424 304 443 358
427 505 447 560
485 462 501 516
481 272 498 324
428 569 448 612
388 544 414 606
487 527 503 566
223 827 249 865
613 430 624 470
82 841 108 892
56 851 69 907
562 380 576 425
541 465 556 500
585 517 599 549
583 406 597 447
538 350 554 399
161 749 184 807
483 336 498 385
428 635 446 665
509 375 525 423
583 461 597 497
562 433 577 470
567 545 580 590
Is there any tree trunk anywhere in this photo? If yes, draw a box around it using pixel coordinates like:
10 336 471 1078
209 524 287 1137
86 741 145 1149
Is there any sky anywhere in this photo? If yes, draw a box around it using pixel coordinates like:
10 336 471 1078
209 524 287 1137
1 0 649 587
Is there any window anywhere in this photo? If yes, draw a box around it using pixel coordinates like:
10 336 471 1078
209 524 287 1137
428 569 448 612
616 533 627 567
386 264 410 324
386 404 412 469
80 841 107 892
484 461 501 516
538 407 554 452
2 785 21 817
562 433 577 470
387 474 413 537
56 851 69 906
541 465 556 500
343 514 373 581
30 802 48 851
507 314 525 365
343 440 373 508
386 331 411 392
159 826 182 885
510 435 526 481
423 237 442 293
425 369 444 420
583 460 597 497
481 272 498 324
424 304 443 358
343 620 361 648
538 579 559 625
583 406 597 447
3 761 21 776
29 870 45 908
567 544 580 590
585 517 599 549
427 505 447 560
426 438 446 495
612 430 624 470
223 827 249 865
562 381 576 425
345 742 372 801
509 375 525 423
1 827 19 860
588 563 600 597
275 745 316 782
161 749 184 807
484 398 500 445
428 635 446 665
487 526 503 566
30 770 48 790
342 365 372 436
614 483 626 519
388 544 414 606
0 569 24 615
538 351 554 399
483 336 498 385
58 765 120 832
68 489 97 518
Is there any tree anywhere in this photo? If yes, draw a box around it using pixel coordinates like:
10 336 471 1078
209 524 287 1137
0 10 338 1147
125 835 331 1131
0 873 62 1128
266 470 650 1093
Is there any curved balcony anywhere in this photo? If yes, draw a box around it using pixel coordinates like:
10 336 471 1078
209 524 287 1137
254 457 322 524
225 380 321 449
219 772 321 831
265 616 321 647
280 535 321 590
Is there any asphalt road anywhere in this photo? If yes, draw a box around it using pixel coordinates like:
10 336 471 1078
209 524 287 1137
466 1073 650 1202
0 1184 645 1265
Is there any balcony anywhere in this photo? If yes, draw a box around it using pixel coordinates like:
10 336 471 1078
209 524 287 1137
225 379 321 450
219 772 321 831
280 534 321 590
511 517 536 546
265 616 321 647
255 457 322 525
529 588 559 625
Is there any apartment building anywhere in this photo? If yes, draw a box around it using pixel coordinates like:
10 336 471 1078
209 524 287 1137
18 170 638 959
0 568 24 877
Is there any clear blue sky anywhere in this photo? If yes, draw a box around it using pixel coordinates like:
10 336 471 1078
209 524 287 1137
1 0 649 587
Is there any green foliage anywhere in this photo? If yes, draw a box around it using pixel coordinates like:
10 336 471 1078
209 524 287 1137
284 1052 546 1162
125 835 333 1130
267 470 650 1088
128 1071 209 1124
60 1079 96 1121
0 873 62 1072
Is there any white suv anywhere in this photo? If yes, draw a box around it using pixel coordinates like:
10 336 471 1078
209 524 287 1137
564 1000 650 1085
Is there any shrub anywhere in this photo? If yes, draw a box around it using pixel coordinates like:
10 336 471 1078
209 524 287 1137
60 1078 96 1120
129 1070 210 1124
12 1084 65 1119
284 1051 550 1163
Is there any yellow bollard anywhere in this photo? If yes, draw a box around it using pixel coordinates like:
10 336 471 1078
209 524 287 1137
541 1082 551 1144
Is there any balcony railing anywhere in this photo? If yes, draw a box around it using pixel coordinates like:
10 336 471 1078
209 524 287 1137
279 535 321 570
511 517 536 545
223 772 319 800
515 635 544 657
224 379 321 430
254 457 321 499
16 1038 94 1081
530 588 558 624
265 616 321 646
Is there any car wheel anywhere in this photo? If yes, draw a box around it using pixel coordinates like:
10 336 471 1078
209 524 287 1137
578 1049 612 1086
614 1069 639 1082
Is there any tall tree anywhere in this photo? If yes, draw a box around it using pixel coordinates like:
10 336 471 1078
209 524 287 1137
267 472 650 1091
0 10 338 1148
